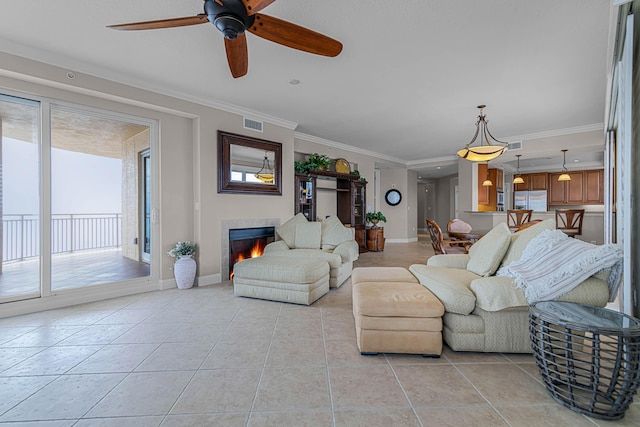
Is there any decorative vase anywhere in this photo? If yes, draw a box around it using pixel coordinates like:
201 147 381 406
370 219 379 228
174 254 196 289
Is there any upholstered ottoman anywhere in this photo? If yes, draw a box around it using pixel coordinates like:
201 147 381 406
233 256 330 305
351 267 445 356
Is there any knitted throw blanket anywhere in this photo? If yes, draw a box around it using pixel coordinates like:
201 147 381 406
497 230 623 303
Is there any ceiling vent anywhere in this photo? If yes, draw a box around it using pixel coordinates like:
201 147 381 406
507 141 522 151
243 117 263 132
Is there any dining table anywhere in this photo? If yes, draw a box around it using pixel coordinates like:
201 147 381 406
448 230 487 242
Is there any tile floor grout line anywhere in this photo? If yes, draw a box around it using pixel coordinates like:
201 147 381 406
245 300 282 426
448 361 513 426
320 305 337 427
385 355 426 427
160 295 248 424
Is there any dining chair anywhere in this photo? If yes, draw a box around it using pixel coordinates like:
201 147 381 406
556 209 585 238
507 209 533 231
516 219 543 232
426 219 470 255
447 218 473 238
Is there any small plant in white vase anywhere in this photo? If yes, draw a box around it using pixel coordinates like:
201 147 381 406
168 241 197 289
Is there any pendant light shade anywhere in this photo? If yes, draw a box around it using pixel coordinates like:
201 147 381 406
482 162 493 186
457 105 508 162
254 153 274 183
513 154 525 184
558 149 571 181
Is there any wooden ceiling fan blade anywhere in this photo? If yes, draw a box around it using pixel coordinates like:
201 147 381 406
225 33 249 78
242 0 276 15
107 15 208 31
247 14 342 57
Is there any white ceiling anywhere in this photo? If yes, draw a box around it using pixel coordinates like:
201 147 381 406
0 0 613 176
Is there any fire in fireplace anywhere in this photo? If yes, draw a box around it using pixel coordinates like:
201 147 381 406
229 227 275 279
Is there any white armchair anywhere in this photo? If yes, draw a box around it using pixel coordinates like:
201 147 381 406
264 213 359 288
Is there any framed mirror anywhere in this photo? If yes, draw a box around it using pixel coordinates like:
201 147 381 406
218 131 282 195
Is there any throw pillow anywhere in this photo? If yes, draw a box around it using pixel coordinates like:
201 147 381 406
467 222 511 277
499 218 555 268
276 213 308 248
294 222 322 249
321 215 353 250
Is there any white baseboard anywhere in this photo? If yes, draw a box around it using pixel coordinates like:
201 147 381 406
385 237 418 244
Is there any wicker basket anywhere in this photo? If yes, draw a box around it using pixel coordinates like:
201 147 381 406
529 302 640 420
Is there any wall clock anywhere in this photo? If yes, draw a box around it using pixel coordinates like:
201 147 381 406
385 189 402 206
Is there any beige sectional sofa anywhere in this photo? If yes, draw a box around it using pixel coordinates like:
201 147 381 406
409 219 611 353
264 213 359 288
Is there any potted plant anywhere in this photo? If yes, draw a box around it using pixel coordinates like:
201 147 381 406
294 160 309 174
366 211 387 228
306 153 330 171
168 241 197 289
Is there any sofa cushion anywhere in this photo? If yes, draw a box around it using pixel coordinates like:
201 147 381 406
321 215 353 250
276 213 308 248
264 248 343 269
294 222 322 249
426 254 470 269
500 218 555 268
352 281 444 318
466 222 511 277
471 276 528 312
409 264 480 315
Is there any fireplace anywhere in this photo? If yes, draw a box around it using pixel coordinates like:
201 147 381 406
228 226 275 279
220 218 280 280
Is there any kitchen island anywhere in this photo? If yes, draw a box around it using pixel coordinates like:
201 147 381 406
463 210 605 244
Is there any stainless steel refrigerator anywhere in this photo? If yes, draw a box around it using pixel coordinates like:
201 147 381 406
513 190 548 211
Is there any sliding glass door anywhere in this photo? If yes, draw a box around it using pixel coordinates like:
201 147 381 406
0 95 41 302
1 92 154 303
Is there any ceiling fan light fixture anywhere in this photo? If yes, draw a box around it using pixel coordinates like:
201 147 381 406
213 15 246 39
457 105 508 162
558 149 571 182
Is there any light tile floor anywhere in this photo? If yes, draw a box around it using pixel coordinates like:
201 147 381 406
0 236 638 426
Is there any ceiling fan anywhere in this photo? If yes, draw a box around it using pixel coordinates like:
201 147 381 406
107 0 343 78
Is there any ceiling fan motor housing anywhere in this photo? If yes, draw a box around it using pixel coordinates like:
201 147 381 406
205 0 255 40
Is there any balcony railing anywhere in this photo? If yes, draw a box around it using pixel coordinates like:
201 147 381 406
2 213 122 263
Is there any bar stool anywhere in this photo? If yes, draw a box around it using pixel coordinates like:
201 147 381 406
507 209 533 231
556 209 584 238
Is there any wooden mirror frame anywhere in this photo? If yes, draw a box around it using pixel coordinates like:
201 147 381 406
218 130 282 195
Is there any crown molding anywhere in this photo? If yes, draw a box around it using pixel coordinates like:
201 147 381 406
501 123 604 143
294 131 407 165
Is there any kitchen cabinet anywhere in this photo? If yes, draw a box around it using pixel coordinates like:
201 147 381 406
584 169 604 204
478 163 489 204
529 173 548 191
478 168 502 211
549 171 587 205
495 168 504 191
513 173 547 191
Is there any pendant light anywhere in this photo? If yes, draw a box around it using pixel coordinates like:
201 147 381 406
482 163 493 186
558 149 571 181
457 105 508 162
513 154 525 184
254 152 274 183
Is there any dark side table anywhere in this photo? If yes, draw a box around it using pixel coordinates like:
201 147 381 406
529 301 640 420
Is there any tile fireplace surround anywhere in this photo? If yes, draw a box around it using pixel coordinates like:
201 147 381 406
220 218 281 280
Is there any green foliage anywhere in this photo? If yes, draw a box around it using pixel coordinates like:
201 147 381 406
365 211 387 224
306 153 331 171
294 160 308 174
167 241 197 258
